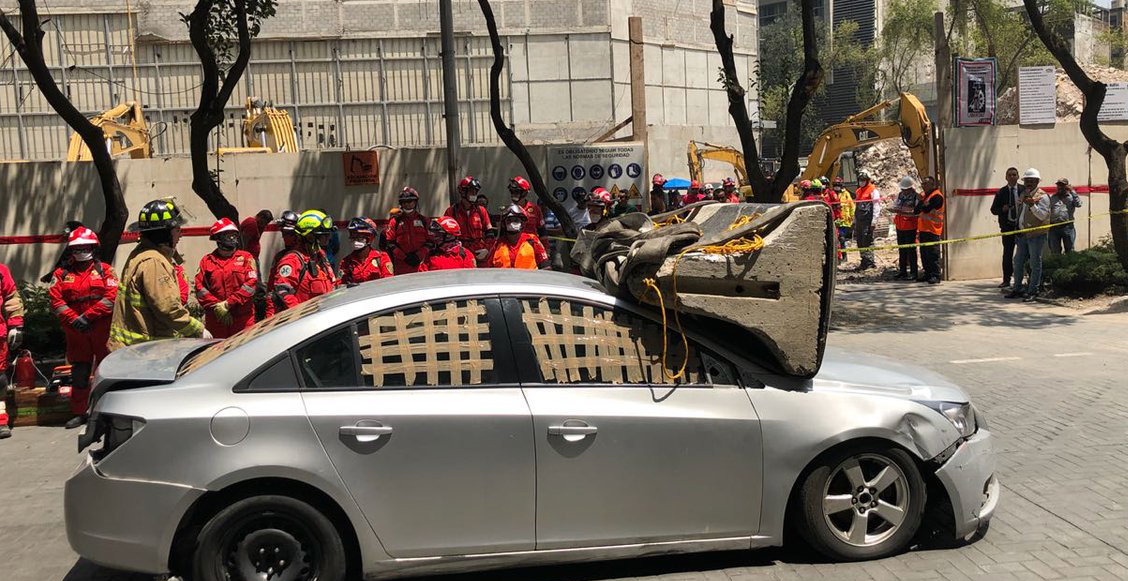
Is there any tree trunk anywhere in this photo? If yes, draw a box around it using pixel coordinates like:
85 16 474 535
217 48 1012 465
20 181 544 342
774 0 825 201
709 0 769 199
1023 0 1128 272
476 0 576 239
186 0 251 223
0 2 127 262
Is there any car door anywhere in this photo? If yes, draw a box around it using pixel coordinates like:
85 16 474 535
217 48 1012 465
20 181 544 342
300 297 535 558
503 296 763 550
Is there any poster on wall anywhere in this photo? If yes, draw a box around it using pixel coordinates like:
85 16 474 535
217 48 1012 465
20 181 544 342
1098 83 1128 122
954 58 997 127
1018 66 1056 125
546 143 646 217
342 151 380 186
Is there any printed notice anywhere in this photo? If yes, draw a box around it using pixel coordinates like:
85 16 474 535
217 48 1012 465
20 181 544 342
1019 66 1056 125
1098 83 1128 122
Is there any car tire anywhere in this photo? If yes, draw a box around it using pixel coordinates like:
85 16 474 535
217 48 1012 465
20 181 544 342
192 494 346 581
796 445 925 561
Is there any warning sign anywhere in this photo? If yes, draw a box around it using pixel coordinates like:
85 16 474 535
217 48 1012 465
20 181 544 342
547 143 646 216
343 151 380 187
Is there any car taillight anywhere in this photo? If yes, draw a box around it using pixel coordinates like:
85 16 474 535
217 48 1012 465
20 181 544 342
78 414 145 461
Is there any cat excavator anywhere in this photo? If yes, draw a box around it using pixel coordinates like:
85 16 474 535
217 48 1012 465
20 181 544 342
217 97 299 155
65 101 152 161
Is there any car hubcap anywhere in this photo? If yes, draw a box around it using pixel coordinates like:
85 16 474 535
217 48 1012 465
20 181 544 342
224 516 317 581
822 454 909 547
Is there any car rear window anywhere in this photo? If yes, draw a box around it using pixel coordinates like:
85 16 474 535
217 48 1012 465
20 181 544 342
177 298 324 377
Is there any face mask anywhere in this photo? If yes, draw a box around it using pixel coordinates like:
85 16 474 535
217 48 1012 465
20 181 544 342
506 221 522 233
72 250 94 263
217 234 239 251
352 239 369 250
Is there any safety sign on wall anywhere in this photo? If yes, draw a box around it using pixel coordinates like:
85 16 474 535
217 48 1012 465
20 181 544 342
547 143 646 215
343 151 380 187
1098 83 1128 122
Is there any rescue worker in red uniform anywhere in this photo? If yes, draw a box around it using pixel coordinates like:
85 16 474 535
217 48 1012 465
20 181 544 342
194 218 258 338
385 187 430 274
444 176 493 264
421 217 477 271
722 177 741 203
509 176 544 240
48 227 117 429
339 218 394 286
271 210 338 311
264 210 300 319
585 188 612 230
488 205 550 269
0 260 23 439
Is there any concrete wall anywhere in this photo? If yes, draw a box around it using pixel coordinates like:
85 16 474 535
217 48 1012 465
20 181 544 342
943 122 1126 281
0 145 543 283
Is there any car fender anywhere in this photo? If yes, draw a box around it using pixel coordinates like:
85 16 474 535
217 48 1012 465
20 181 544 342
746 387 960 542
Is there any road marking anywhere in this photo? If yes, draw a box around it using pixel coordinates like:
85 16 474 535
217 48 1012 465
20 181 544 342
1053 352 1093 358
949 357 1022 364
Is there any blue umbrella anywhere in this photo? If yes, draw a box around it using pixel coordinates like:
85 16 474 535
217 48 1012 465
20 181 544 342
663 177 691 190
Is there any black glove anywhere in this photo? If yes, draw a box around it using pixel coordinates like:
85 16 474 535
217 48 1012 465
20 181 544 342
71 316 91 332
405 254 421 267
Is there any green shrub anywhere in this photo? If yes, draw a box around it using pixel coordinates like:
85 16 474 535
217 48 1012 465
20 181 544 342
1043 239 1128 298
17 281 66 358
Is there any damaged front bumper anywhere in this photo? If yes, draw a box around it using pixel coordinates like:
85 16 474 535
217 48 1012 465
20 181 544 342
65 453 204 574
934 428 999 538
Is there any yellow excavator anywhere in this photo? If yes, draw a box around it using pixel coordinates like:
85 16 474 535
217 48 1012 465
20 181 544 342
686 140 755 197
217 97 299 155
787 92 936 199
66 101 152 161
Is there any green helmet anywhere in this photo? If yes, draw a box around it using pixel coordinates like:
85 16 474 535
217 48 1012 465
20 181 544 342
811 178 823 189
295 209 335 238
137 199 187 231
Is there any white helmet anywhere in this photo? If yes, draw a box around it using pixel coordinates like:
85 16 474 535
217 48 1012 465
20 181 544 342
898 176 916 190
1022 168 1041 180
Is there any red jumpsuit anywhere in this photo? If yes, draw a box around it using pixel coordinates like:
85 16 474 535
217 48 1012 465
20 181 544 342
194 250 258 338
386 212 430 274
271 249 338 311
420 242 477 271
174 264 189 304
0 263 23 373
443 202 492 259
518 200 544 238
49 261 117 415
339 248 394 285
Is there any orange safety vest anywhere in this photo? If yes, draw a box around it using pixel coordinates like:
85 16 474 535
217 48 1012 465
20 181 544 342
489 235 539 269
917 189 945 235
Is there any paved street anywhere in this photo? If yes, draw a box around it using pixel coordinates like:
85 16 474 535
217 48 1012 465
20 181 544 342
4 280 1128 581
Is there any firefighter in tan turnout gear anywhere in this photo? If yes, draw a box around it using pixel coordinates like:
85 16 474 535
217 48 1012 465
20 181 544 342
108 199 208 350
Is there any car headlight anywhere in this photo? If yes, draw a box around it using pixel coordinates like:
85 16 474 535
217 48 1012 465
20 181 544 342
919 401 976 438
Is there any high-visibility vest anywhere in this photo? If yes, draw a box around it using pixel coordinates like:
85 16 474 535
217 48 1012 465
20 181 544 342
489 236 539 269
918 189 945 235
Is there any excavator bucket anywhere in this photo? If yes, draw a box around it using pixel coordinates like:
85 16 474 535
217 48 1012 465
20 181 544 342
572 201 835 378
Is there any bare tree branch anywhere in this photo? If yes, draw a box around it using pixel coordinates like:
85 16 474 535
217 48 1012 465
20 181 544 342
776 0 825 195
0 2 127 261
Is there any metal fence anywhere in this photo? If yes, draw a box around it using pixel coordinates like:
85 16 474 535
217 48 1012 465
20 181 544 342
0 11 510 161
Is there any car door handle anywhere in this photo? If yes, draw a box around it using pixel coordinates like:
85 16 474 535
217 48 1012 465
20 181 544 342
340 424 393 443
548 422 598 442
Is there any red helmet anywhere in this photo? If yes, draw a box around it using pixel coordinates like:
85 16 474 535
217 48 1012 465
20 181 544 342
433 216 461 237
66 226 99 247
722 177 736 189
209 218 239 240
508 176 531 195
833 176 844 185
690 180 701 190
652 173 666 186
458 175 481 194
589 187 612 207
399 187 420 203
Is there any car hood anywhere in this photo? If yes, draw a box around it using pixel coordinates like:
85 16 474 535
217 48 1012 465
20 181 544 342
94 338 217 391
810 347 970 403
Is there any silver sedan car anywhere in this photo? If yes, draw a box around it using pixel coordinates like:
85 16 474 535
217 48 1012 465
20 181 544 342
66 270 997 581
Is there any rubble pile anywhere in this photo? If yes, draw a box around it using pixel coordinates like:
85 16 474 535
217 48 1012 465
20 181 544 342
856 140 917 194
995 66 1128 124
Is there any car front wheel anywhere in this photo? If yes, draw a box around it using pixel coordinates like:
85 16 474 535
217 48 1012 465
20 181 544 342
192 494 346 581
797 446 925 561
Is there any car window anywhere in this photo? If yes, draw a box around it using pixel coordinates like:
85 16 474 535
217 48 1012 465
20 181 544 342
295 326 360 389
357 299 498 388
178 297 324 377
242 356 300 392
518 297 705 385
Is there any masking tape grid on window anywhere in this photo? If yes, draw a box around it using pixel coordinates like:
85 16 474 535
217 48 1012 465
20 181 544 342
359 300 493 386
521 298 695 385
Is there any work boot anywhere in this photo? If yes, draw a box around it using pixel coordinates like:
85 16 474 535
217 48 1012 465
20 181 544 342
64 415 87 430
0 425 10 439
1023 292 1040 303
1005 289 1025 299
928 277 941 285
998 280 1010 288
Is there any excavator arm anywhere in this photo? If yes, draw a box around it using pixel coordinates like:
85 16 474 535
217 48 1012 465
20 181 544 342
687 140 753 196
218 98 300 155
66 102 151 162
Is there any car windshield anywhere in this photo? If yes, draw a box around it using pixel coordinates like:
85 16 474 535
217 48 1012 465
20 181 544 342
177 295 328 377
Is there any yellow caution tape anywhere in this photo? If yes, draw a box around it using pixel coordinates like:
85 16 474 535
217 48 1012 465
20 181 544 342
843 209 1128 253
